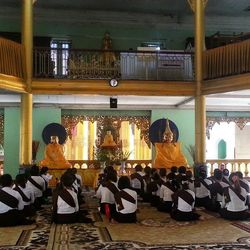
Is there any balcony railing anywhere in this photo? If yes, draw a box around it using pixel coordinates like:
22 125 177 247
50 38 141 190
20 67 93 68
203 39 250 80
206 159 250 177
0 38 25 78
33 48 194 81
1 37 250 82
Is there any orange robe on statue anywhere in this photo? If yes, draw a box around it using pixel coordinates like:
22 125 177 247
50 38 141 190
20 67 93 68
154 142 188 169
40 143 71 169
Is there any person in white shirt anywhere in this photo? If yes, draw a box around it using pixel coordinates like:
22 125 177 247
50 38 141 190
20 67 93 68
158 172 177 213
40 166 53 198
112 176 137 223
52 172 92 224
220 172 249 220
236 171 250 208
14 174 36 217
27 165 46 210
171 177 201 221
194 169 212 209
96 169 119 220
209 169 229 212
130 164 145 196
0 174 34 227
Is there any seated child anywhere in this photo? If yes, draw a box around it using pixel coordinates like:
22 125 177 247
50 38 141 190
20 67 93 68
14 174 36 217
52 172 91 224
0 174 34 227
112 176 137 223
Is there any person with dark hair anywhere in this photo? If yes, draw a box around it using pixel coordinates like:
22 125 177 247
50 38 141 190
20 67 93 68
142 166 153 202
40 166 52 201
167 167 180 190
14 174 36 217
176 166 187 187
171 177 201 221
158 171 177 212
186 170 195 192
96 169 119 220
194 168 212 209
130 164 145 196
235 171 250 208
0 174 34 227
148 171 161 207
27 165 46 210
52 172 91 224
112 176 137 223
66 168 84 204
209 169 229 212
219 172 249 220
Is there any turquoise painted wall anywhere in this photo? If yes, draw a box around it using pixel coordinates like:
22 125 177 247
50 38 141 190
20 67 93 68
3 107 196 175
151 109 195 166
0 18 193 50
4 108 20 177
33 108 61 163
3 107 61 177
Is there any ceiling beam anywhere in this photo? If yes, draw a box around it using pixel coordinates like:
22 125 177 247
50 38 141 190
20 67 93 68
0 74 27 93
32 79 196 96
202 73 250 95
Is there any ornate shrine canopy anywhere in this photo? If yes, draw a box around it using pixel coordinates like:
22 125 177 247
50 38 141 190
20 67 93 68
61 115 151 148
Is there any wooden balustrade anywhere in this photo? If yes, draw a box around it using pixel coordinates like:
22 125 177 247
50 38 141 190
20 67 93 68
0 38 25 78
203 39 250 79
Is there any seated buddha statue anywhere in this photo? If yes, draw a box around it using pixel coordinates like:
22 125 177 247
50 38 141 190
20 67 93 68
100 130 117 148
154 120 188 169
40 136 71 169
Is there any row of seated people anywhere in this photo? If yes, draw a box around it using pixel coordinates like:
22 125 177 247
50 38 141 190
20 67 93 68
0 165 52 227
0 164 91 227
95 164 250 223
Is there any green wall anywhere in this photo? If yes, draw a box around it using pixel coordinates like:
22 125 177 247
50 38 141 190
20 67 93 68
33 107 61 162
151 109 195 166
3 107 61 177
3 107 195 176
4 108 20 177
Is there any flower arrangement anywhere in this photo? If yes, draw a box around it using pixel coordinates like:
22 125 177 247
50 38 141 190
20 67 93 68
94 147 115 163
116 149 132 162
94 147 132 165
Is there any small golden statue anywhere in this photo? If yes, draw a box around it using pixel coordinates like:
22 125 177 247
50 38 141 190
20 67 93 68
100 130 117 148
101 31 116 66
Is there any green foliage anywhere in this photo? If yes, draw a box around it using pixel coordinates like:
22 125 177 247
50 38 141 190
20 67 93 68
94 147 132 164
116 149 132 161
186 144 195 163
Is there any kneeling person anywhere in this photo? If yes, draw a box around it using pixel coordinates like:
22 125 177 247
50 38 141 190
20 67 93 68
113 176 137 223
52 173 91 224
0 174 34 227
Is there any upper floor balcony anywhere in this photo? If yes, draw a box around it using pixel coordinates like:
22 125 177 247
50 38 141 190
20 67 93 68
33 47 194 82
0 37 249 95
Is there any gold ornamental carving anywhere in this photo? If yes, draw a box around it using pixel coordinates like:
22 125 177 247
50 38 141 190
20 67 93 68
61 115 151 148
206 116 250 139
187 0 208 12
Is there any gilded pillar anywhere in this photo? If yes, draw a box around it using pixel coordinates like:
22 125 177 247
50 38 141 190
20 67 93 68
188 0 207 164
20 0 33 165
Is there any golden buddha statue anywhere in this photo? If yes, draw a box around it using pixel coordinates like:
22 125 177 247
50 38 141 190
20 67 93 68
100 130 117 148
154 119 188 169
101 32 116 66
40 136 71 169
